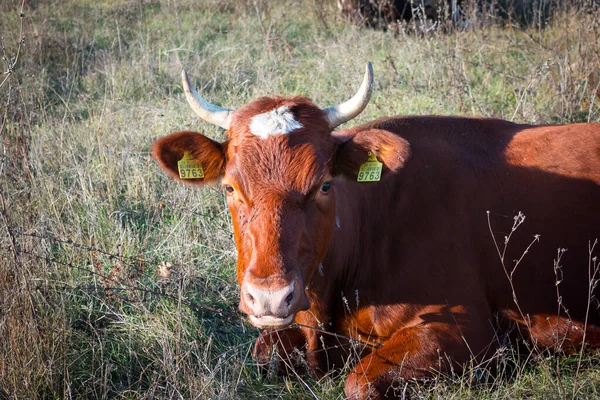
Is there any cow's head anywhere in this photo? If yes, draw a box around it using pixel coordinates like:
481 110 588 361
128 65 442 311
153 63 407 328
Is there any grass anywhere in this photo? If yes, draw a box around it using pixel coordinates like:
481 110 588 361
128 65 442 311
1 0 599 398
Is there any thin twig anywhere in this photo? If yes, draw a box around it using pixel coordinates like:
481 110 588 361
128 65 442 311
0 0 26 90
487 211 539 334
572 239 599 399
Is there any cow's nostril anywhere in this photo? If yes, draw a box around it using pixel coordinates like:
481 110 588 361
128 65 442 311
285 292 294 306
247 293 255 304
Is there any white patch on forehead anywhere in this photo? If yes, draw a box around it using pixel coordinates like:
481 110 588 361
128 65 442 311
249 106 303 139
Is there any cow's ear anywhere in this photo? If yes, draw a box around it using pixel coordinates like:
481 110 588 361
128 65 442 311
152 131 227 185
333 129 410 180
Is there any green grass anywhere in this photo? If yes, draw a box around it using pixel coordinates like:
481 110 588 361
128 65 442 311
1 0 599 398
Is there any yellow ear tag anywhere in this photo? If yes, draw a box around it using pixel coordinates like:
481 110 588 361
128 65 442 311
357 152 382 182
177 152 204 179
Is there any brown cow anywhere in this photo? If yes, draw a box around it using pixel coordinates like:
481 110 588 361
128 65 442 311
153 63 600 399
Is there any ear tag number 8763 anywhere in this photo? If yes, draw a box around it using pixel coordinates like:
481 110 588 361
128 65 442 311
177 152 204 179
357 152 382 182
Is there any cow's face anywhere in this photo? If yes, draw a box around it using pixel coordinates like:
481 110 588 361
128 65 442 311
222 97 339 329
153 64 409 328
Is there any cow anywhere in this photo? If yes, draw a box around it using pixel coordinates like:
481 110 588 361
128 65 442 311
152 63 600 399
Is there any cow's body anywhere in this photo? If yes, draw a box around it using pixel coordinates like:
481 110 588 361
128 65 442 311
300 116 600 394
153 65 600 399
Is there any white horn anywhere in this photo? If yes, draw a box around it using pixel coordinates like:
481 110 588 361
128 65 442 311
181 70 233 130
323 62 374 129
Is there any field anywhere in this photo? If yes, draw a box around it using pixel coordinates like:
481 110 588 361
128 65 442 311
1 0 599 398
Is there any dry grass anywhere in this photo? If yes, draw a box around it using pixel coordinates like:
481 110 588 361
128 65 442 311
1 0 599 398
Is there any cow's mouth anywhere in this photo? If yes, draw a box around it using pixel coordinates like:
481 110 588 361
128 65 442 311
249 314 295 328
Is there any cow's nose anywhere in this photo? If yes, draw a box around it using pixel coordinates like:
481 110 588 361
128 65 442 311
243 281 296 317
240 279 308 328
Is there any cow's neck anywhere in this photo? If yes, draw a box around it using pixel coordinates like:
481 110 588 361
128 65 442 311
301 177 389 329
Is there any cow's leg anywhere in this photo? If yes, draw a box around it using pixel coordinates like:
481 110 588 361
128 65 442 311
253 293 336 375
524 314 600 352
254 327 308 371
344 316 494 400
254 327 334 376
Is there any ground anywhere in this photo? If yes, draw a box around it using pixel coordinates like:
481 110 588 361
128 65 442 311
0 0 599 398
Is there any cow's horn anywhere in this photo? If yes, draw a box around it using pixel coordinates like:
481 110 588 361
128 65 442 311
323 62 374 129
181 70 233 130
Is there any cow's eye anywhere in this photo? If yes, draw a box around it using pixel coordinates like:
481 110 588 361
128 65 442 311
320 182 332 194
224 185 235 194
